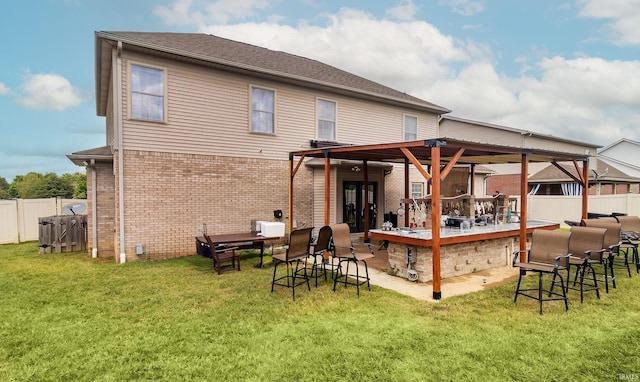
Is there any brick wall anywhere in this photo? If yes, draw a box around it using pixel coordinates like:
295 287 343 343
114 149 313 262
86 161 116 258
487 174 521 196
386 236 522 282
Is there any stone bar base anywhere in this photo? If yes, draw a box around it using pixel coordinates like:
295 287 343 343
386 236 520 283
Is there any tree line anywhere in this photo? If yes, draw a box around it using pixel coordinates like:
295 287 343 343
0 172 86 200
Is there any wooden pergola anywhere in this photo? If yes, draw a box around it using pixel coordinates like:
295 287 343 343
289 138 591 300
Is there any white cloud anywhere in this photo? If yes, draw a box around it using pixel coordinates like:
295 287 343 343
18 73 85 111
385 0 420 22
154 0 270 25
435 56 640 145
0 83 9 95
202 8 472 93
437 0 485 16
577 0 640 45
167 4 639 146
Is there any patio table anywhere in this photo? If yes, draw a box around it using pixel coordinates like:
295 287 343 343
196 232 279 268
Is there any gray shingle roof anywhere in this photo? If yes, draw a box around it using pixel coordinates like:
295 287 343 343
96 31 450 114
528 160 639 183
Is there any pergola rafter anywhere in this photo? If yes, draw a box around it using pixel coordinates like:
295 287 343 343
289 138 590 300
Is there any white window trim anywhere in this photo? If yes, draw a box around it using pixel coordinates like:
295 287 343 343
249 85 277 135
128 61 167 123
411 182 424 199
316 97 337 141
403 114 418 141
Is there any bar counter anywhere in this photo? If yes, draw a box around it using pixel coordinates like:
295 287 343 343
370 220 559 283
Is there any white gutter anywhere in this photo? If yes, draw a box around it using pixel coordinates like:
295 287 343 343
116 41 126 264
90 159 98 258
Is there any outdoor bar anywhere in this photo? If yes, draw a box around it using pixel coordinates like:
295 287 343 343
289 138 591 299
370 220 559 283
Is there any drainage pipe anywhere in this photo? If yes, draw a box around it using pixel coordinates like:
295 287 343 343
115 41 126 264
90 159 97 258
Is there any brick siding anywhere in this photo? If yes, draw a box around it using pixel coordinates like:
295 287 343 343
112 149 312 262
86 161 116 258
487 174 521 196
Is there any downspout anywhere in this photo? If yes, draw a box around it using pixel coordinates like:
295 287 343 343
90 159 98 258
116 41 126 264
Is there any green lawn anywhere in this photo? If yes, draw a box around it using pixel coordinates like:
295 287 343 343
1 242 639 381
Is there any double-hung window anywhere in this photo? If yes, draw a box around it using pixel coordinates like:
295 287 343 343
251 86 275 134
411 182 424 199
317 99 336 141
131 64 165 122
404 115 417 141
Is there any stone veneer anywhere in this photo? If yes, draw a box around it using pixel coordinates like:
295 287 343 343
386 235 526 282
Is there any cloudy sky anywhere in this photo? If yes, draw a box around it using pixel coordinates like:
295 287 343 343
1 0 638 182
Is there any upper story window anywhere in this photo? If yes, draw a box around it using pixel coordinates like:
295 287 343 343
404 115 417 141
317 99 336 141
130 64 165 122
251 86 275 134
411 182 424 199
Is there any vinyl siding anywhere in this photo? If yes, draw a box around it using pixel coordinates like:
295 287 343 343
312 166 337 228
119 51 441 160
440 119 593 155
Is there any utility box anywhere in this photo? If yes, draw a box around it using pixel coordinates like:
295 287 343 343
260 222 285 238
38 215 87 254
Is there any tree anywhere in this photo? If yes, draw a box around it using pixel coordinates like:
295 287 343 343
60 173 87 199
7 172 83 199
0 176 8 199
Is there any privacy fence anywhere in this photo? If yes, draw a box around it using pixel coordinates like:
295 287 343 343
1 195 639 246
0 198 87 244
527 194 640 226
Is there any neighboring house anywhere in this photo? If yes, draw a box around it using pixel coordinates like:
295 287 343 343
439 116 601 196
67 31 451 262
598 138 640 179
528 159 640 195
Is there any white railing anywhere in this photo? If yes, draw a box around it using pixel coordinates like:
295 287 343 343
0 198 87 244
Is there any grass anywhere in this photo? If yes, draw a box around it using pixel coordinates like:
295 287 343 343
1 242 639 381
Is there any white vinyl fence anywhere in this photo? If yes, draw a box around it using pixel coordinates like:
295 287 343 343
2 194 638 244
527 194 640 227
0 198 87 244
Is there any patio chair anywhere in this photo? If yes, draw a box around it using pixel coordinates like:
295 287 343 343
567 226 607 303
613 215 640 274
204 235 240 275
308 225 333 287
271 227 313 300
513 229 571 314
582 219 626 286
330 223 375 297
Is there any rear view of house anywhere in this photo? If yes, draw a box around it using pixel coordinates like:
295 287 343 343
68 31 450 262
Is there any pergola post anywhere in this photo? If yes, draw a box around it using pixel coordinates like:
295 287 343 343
582 158 589 220
470 164 475 196
288 154 294 233
363 160 369 241
324 150 331 226
519 152 529 264
404 158 409 227
431 146 442 300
